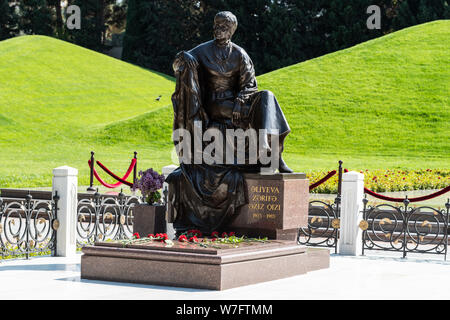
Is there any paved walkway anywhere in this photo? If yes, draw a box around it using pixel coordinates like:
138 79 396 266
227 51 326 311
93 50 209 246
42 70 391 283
0 251 448 300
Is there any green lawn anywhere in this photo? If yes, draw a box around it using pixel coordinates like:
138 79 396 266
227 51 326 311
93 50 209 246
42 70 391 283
0 20 449 189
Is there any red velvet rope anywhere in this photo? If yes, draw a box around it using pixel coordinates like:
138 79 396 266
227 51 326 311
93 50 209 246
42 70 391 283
88 159 136 188
343 168 449 202
96 159 136 187
309 170 337 191
363 185 450 203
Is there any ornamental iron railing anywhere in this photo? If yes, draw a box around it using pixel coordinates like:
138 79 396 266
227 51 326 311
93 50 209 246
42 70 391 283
361 196 449 260
76 190 141 247
298 161 343 253
0 192 59 259
76 187 169 247
297 197 341 253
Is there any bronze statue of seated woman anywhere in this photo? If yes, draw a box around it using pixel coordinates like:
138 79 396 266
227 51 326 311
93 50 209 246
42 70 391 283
166 11 294 235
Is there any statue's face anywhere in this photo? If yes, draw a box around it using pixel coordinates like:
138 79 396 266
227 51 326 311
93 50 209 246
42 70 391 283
213 17 235 42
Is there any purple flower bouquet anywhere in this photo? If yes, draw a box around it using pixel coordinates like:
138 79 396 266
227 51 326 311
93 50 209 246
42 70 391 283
132 168 165 205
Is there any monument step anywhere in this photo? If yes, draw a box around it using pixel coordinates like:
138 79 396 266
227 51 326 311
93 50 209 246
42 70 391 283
81 240 329 290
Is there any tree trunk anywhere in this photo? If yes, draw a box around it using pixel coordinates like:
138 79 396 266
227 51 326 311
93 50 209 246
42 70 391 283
97 0 105 46
55 0 63 38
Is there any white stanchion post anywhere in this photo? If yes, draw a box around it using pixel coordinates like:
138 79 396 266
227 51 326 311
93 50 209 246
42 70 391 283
338 171 365 255
52 166 78 257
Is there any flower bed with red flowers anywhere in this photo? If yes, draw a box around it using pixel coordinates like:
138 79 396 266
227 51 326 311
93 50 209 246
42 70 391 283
308 169 450 193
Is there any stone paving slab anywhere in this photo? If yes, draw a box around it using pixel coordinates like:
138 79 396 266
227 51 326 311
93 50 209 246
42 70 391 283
0 251 448 300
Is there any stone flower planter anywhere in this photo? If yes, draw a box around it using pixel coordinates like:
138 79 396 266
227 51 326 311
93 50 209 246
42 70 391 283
132 203 167 237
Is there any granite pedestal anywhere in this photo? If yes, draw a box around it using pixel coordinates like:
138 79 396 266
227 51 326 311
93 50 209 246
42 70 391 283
228 172 309 240
81 240 329 290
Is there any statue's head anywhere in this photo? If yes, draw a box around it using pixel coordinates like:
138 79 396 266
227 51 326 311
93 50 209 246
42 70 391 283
213 11 238 42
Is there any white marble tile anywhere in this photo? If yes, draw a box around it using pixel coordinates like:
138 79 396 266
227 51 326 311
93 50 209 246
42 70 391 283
0 252 448 300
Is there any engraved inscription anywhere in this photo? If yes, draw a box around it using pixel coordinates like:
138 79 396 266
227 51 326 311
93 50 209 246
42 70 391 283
247 182 282 221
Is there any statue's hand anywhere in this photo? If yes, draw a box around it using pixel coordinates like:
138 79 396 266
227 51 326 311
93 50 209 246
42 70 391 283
182 51 198 69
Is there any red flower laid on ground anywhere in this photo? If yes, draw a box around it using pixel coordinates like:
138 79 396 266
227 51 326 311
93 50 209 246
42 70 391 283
154 233 169 241
147 234 154 238
229 232 236 237
178 235 188 242
132 232 140 239
211 231 219 238
189 236 199 243
221 232 228 238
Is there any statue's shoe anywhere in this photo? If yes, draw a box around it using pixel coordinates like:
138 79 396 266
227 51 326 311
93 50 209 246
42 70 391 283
278 157 294 173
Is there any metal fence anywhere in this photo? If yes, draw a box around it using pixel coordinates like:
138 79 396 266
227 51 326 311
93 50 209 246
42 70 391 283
297 197 341 253
297 162 343 253
0 187 170 256
0 192 59 259
361 196 449 260
76 190 142 247
76 187 169 247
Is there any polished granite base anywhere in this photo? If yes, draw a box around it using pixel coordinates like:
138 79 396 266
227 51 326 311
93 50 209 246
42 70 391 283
81 240 329 290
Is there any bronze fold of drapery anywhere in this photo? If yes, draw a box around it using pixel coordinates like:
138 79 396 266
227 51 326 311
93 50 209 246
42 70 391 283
166 163 246 234
171 51 208 134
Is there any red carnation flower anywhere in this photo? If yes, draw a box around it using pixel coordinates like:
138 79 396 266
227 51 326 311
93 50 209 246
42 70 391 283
189 236 199 243
211 231 219 238
148 234 154 238
133 232 140 239
155 233 168 241
178 235 188 242
221 232 228 238
229 232 236 237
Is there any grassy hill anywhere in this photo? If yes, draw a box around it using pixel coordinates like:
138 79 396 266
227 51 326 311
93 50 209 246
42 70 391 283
0 20 449 188
257 20 449 169
0 35 175 187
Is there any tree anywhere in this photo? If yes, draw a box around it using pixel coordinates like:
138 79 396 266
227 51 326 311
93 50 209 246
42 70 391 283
106 0 128 31
66 0 115 51
18 0 54 36
392 0 450 29
48 0 64 38
122 0 450 76
123 0 202 75
0 0 19 41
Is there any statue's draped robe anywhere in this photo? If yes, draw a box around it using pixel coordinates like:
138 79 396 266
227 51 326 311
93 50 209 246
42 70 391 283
166 40 290 234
